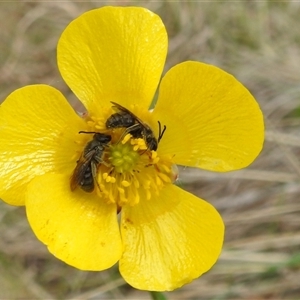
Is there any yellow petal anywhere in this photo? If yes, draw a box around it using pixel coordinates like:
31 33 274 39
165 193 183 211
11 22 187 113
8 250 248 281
26 173 122 270
119 184 224 291
57 7 167 113
0 85 86 206
153 61 264 171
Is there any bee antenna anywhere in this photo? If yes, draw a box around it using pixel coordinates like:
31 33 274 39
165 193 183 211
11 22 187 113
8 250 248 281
79 131 97 135
157 121 166 143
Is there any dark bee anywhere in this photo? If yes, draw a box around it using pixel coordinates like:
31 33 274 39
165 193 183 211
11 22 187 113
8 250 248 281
70 132 111 192
106 101 166 151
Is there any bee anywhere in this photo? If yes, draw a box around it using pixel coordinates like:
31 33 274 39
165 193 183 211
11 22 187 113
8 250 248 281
106 101 166 151
70 132 111 192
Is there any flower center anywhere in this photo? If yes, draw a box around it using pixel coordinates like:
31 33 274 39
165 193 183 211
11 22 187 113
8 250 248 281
108 137 140 173
97 134 176 207
73 110 177 207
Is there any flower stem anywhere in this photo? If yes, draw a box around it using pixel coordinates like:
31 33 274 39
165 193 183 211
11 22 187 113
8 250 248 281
150 291 167 300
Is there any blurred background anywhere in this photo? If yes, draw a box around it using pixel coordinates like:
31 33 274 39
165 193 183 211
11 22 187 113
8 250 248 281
1 1 300 299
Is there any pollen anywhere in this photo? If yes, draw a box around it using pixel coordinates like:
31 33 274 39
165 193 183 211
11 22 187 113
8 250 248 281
96 135 176 207
72 108 174 207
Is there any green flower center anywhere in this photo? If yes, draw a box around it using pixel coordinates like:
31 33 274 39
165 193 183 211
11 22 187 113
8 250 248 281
96 135 176 207
109 141 140 173
72 113 177 207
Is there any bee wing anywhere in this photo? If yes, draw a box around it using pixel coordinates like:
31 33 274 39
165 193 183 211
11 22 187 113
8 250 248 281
110 101 145 126
70 150 96 191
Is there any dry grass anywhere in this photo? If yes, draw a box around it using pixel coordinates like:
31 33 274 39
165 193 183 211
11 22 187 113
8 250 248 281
1 1 300 299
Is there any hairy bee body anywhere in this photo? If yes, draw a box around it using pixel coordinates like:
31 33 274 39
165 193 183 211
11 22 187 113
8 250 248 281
70 132 111 192
106 101 166 151
105 111 135 129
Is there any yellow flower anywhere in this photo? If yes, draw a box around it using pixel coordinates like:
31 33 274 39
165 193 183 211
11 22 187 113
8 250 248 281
0 7 264 291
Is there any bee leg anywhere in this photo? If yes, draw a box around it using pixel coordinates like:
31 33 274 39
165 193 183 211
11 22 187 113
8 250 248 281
108 167 115 175
99 150 111 168
101 160 111 168
91 162 102 192
117 123 141 144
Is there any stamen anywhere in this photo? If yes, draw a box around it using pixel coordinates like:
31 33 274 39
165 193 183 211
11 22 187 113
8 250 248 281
73 112 176 207
96 135 176 206
122 133 132 144
121 180 130 187
94 124 102 130
86 121 95 127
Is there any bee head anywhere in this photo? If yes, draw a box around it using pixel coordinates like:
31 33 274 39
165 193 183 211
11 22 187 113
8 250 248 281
94 133 111 144
146 136 158 151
